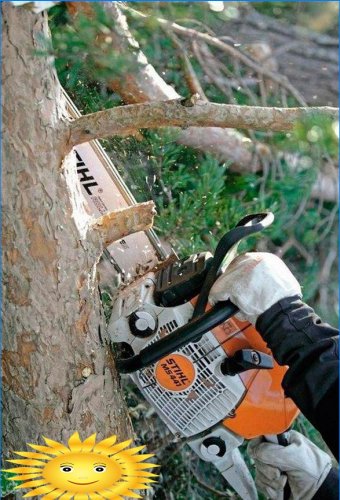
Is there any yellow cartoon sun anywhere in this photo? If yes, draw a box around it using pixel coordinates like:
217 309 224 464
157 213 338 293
3 432 159 499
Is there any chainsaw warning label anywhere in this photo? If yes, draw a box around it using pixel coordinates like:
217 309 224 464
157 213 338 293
155 354 196 392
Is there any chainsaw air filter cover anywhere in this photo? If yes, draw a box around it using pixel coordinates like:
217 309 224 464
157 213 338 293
154 252 213 307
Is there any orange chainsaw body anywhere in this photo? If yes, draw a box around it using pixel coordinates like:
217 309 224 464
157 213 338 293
187 298 299 439
213 316 299 438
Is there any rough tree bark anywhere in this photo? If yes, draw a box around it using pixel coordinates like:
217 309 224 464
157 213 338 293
2 2 155 481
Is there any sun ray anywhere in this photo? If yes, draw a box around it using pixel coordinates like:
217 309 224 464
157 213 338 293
120 461 159 473
74 493 90 500
68 432 83 452
15 451 52 460
23 484 56 497
7 473 42 481
27 444 64 456
125 492 142 499
107 483 152 494
42 489 66 499
92 435 117 453
81 433 97 452
101 440 132 456
7 459 45 467
130 478 157 485
42 437 70 454
131 462 160 470
15 478 48 489
99 490 122 499
131 482 153 489
119 446 146 455
116 453 155 463
128 471 159 478
88 493 103 500
57 492 74 500
2 466 45 474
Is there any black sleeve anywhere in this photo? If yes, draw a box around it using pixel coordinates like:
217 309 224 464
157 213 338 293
256 295 339 460
313 468 339 499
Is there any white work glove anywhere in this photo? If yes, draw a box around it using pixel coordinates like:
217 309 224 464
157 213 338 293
209 252 302 325
248 431 332 500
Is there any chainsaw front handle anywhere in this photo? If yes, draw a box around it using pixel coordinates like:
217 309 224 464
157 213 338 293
193 211 274 318
116 299 238 373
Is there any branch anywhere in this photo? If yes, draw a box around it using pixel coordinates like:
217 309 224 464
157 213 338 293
68 99 338 146
89 202 156 248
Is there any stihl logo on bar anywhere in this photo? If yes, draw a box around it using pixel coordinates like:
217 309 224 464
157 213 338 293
75 150 98 196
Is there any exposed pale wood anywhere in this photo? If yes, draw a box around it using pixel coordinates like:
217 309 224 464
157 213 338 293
90 202 156 247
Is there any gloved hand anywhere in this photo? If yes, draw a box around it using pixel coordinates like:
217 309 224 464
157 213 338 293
248 430 332 500
209 252 301 325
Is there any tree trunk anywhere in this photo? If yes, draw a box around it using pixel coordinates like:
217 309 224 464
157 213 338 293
2 2 133 480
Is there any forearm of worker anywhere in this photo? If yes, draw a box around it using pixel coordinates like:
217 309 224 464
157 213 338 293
256 296 339 460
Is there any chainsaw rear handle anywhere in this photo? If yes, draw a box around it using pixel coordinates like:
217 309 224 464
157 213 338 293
117 299 238 373
117 211 274 373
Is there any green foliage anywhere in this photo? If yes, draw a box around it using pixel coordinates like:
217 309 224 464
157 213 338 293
48 3 135 90
1 472 18 496
292 115 339 158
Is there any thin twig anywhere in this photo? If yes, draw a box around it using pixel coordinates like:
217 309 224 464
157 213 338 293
166 30 208 100
192 41 235 103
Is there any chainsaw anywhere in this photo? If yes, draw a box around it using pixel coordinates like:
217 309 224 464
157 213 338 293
108 212 299 499
65 91 299 499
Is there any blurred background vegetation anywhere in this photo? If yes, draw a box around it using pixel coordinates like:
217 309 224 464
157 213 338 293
4 2 334 499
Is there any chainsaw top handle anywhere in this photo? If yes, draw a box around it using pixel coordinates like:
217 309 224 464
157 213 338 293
117 212 274 374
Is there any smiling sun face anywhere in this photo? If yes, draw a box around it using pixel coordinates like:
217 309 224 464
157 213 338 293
42 452 123 494
3 432 158 499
